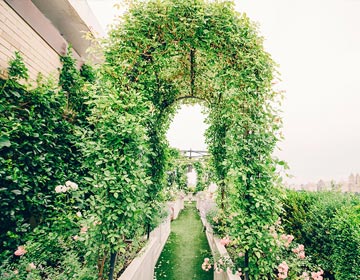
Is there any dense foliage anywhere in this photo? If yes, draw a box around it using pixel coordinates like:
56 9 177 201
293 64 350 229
193 158 211 192
1 0 285 279
0 51 87 258
104 0 283 278
0 51 100 278
163 148 188 200
281 190 360 280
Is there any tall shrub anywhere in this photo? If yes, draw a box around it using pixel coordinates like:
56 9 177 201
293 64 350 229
281 190 360 279
0 53 78 258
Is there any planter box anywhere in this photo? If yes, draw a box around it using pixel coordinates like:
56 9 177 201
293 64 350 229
197 197 240 280
206 226 240 280
118 218 171 280
118 198 184 280
167 197 184 220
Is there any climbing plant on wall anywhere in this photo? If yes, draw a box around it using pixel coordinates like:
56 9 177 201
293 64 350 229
95 0 283 278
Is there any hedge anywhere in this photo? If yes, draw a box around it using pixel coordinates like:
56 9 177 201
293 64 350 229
281 190 360 279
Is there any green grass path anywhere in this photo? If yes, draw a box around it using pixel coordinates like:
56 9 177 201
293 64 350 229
154 202 213 280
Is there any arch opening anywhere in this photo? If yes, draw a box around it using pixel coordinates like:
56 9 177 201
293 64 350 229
91 0 283 278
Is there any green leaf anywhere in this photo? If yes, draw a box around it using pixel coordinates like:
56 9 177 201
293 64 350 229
0 135 11 149
11 190 21 195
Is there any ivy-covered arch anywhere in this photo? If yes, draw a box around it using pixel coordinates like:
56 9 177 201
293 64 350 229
86 0 283 278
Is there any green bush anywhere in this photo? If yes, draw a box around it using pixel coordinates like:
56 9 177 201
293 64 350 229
331 204 360 279
0 51 100 278
281 190 360 279
0 53 82 259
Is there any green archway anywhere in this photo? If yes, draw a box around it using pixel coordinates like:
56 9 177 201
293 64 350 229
87 0 283 278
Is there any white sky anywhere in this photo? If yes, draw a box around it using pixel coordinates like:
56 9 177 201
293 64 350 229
87 0 360 184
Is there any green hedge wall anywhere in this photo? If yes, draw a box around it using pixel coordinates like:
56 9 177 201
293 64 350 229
281 190 360 279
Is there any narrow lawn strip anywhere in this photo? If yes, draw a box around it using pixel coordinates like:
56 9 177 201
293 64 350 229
154 202 213 280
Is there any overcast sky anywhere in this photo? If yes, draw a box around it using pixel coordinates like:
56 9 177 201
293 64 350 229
87 0 360 184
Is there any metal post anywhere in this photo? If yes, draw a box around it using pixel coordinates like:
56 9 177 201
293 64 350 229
147 223 151 240
244 250 249 280
108 252 117 280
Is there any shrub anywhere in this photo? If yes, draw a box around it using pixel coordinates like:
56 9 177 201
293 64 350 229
281 190 360 279
0 53 82 259
330 204 360 279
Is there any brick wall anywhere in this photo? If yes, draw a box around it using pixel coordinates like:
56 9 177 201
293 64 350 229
0 1 62 81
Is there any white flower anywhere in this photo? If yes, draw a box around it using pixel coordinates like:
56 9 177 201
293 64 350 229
26 262 36 272
65 180 78 190
76 211 82 217
55 185 67 193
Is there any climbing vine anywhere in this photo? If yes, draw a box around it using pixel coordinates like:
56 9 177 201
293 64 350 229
193 159 211 192
101 0 283 278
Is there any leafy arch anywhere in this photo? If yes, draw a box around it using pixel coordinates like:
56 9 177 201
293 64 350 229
88 0 283 278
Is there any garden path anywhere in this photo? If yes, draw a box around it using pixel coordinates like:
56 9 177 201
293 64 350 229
154 202 213 280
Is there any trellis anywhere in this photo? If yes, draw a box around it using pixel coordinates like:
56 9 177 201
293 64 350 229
94 0 283 278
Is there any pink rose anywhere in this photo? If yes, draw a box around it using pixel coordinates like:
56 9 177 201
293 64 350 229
14 246 26 256
80 226 88 234
298 251 305 259
220 235 231 246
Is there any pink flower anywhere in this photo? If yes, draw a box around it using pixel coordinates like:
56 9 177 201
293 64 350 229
73 235 79 241
80 226 88 234
14 246 26 256
281 234 294 248
278 261 289 279
220 235 231 246
293 247 300 254
298 251 305 259
201 257 212 271
311 269 324 280
300 272 310 280
293 244 306 259
215 267 223 274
